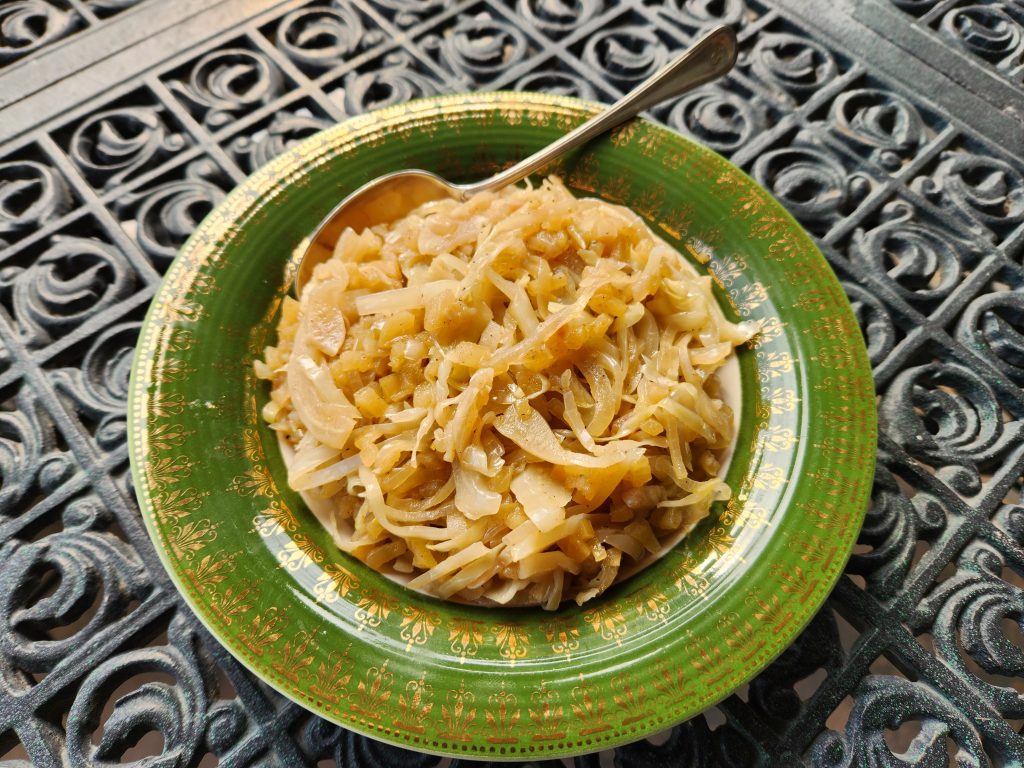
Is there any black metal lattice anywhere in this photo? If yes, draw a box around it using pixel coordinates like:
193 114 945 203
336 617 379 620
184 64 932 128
1 1 1024 766
884 0 1024 90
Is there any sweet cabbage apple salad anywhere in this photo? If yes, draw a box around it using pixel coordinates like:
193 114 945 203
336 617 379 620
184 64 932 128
256 177 755 609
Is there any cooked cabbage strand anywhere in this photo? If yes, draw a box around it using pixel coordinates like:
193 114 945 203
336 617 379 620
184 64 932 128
256 177 754 608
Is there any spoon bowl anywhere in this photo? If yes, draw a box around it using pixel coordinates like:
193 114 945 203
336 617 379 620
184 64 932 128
294 24 738 295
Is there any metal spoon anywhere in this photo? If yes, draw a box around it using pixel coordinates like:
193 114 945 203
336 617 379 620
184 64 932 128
294 24 738 295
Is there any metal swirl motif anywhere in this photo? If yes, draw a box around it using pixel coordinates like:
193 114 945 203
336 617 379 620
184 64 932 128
275 5 384 74
205 700 248 756
171 48 283 128
880 363 1011 494
340 51 443 114
115 158 226 266
65 617 208 767
914 151 1024 240
847 207 967 310
0 1 76 64
516 0 603 35
829 88 927 171
69 106 188 190
957 288 1024 386
993 502 1024 555
848 461 944 601
293 716 340 763
751 145 862 235
0 160 73 246
580 26 668 88
940 5 1024 64
666 88 763 154
230 111 331 174
914 542 1024 717
0 389 74 516
424 14 532 86
0 235 136 347
51 321 140 450
843 280 896 365
810 675 986 767
750 33 838 101
0 499 151 675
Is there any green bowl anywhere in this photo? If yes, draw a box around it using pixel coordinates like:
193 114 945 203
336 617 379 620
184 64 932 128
128 92 876 760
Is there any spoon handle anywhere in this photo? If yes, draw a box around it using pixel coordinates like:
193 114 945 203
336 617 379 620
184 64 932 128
460 24 738 198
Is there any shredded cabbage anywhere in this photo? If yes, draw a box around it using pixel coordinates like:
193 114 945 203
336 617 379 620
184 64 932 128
256 177 755 608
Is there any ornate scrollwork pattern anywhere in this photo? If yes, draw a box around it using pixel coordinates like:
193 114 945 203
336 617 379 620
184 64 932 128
665 88 765 154
0 158 73 246
0 1 79 65
113 157 228 267
228 108 331 174
297 714 440 768
810 675 987 767
748 33 839 102
421 12 535 87
0 232 137 347
50 320 140 450
751 145 868 235
912 149 1024 242
654 0 749 31
68 104 190 190
956 282 1024 385
0 388 76 516
880 362 1015 493
828 88 928 171
846 202 974 311
848 459 946 601
65 616 211 767
843 281 897 365
748 608 846 726
273 5 385 75
939 5 1024 67
513 68 598 100
516 0 604 36
363 0 448 29
0 496 151 675
912 541 1024 718
337 51 444 114
993 500 1024 547
884 1 1024 96
579 26 668 88
167 48 286 129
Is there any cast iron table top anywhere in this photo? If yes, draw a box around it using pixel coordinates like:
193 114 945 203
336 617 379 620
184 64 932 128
1 1 1023 766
